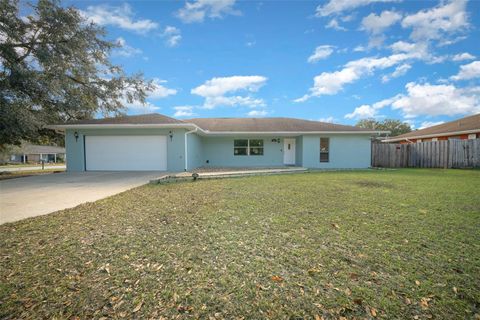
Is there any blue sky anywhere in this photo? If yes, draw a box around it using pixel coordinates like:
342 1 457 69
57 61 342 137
71 0 479 129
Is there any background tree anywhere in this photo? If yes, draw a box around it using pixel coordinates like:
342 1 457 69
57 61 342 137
356 118 412 137
0 0 153 148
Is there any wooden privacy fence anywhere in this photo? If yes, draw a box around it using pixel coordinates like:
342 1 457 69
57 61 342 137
372 139 480 168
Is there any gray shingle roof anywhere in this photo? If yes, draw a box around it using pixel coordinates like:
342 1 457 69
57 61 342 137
186 117 375 132
59 113 378 133
21 145 65 154
66 113 184 125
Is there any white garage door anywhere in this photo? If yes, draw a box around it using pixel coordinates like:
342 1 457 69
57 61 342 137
85 135 167 171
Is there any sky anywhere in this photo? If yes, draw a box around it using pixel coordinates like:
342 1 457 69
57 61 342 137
68 0 480 129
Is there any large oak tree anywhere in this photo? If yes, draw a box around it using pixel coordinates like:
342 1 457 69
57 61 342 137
356 118 412 137
0 0 153 147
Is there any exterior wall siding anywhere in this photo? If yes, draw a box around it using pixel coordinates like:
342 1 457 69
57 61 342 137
186 132 203 170
295 136 303 166
65 129 373 171
65 128 187 172
301 134 372 169
200 136 286 168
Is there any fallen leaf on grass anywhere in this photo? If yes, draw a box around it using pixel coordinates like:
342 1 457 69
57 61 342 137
453 287 458 294
314 315 324 320
133 301 143 313
404 297 412 305
345 288 351 296
420 298 430 309
331 223 340 229
271 275 284 282
370 307 377 317
415 280 421 286
308 268 321 275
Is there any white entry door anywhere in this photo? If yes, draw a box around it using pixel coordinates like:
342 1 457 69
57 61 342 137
283 138 296 165
85 135 167 171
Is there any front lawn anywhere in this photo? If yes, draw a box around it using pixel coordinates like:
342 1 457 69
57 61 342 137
1 169 479 319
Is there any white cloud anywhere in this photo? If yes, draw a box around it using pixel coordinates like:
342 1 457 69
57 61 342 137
247 110 268 117
191 75 267 109
319 116 335 123
112 37 142 57
123 100 160 113
351 82 480 119
173 106 196 117
325 19 347 31
176 0 240 23
147 79 178 99
354 45 366 52
345 104 376 119
345 96 398 119
81 4 158 34
316 0 398 17
394 83 480 117
382 63 411 82
162 26 182 47
361 10 402 34
452 52 476 61
401 0 469 42
122 78 176 112
389 40 445 64
308 45 335 63
419 121 445 129
450 61 480 81
296 52 419 102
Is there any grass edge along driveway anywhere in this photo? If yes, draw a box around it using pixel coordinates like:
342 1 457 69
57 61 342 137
1 169 479 319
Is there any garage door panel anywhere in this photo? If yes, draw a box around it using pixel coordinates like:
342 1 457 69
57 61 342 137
85 136 167 171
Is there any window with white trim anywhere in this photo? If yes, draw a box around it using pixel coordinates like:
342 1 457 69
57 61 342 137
234 139 264 156
320 137 329 162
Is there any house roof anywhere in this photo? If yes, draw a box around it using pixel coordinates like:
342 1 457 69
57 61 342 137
384 113 480 142
19 144 65 154
52 113 384 134
186 117 375 132
65 113 184 125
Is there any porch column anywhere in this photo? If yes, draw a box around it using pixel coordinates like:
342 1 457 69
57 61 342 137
54 154 57 163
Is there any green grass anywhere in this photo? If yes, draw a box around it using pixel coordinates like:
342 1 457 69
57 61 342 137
1 169 479 319
0 169 65 181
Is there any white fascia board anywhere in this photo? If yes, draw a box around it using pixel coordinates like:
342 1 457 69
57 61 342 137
382 129 480 142
195 130 387 136
48 123 200 130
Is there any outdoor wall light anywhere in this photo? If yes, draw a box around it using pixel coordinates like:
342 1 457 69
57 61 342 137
271 138 281 143
169 131 173 141
74 131 79 142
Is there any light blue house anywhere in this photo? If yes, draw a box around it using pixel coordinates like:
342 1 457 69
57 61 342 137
52 113 382 172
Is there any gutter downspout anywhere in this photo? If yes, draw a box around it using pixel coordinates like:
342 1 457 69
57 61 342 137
184 127 198 171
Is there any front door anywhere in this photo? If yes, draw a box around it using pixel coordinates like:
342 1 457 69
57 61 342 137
283 138 296 165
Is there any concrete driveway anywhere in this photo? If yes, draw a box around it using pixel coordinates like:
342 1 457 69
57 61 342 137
0 171 167 224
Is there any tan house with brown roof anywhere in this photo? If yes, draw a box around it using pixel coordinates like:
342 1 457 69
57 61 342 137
383 114 480 144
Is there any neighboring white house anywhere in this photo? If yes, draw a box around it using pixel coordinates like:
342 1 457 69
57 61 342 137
4 144 65 164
